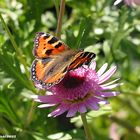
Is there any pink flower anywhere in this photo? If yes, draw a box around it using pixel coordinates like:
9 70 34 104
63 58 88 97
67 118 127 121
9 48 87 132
32 61 121 117
114 0 140 6
125 0 140 5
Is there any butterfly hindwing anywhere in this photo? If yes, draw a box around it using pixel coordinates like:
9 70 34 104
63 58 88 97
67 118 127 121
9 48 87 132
31 58 52 83
31 55 71 89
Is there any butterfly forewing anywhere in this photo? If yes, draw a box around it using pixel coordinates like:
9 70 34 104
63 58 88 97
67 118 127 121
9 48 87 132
69 51 96 70
33 32 68 58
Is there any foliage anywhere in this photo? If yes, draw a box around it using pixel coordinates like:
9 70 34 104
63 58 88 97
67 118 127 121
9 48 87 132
0 0 140 139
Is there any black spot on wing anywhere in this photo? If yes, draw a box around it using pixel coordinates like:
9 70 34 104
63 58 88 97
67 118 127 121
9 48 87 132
87 53 95 58
80 52 96 59
45 49 53 55
43 34 50 39
48 37 58 44
69 52 96 70
82 52 89 58
55 42 62 48
82 52 96 65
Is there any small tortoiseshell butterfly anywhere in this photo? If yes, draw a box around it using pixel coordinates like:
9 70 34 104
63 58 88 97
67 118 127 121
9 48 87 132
31 32 96 89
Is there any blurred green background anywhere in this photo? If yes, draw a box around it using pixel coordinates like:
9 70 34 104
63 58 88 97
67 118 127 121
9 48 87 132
0 0 140 139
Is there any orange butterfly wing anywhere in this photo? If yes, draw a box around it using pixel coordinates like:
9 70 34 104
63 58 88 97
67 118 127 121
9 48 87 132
33 32 68 58
31 58 68 89
31 32 96 89
69 52 96 70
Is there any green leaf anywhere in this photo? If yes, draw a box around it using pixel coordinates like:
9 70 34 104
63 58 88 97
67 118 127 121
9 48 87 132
66 17 94 50
0 89 21 126
0 43 35 92
87 105 112 118
75 17 93 49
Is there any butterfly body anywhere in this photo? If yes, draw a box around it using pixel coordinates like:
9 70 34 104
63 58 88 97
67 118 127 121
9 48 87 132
31 32 96 89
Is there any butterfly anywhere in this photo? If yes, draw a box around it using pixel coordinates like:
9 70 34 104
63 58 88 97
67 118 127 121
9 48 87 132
31 32 96 89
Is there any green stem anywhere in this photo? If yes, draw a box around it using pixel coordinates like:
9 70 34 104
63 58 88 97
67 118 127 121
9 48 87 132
80 113 93 140
56 0 65 38
24 101 36 129
53 0 59 18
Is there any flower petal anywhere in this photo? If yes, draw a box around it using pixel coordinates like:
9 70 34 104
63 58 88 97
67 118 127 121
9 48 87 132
97 91 120 97
89 61 96 70
86 99 99 110
97 63 108 76
78 103 87 113
48 104 69 117
38 104 56 108
66 104 78 117
100 78 120 87
98 100 109 105
98 66 117 84
100 83 123 90
37 95 61 103
90 96 109 104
